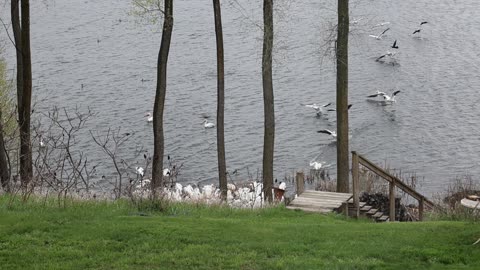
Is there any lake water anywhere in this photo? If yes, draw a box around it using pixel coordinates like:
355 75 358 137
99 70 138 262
2 0 480 196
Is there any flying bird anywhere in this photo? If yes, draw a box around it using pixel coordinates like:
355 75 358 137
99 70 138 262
376 51 396 62
317 129 337 138
413 29 421 35
326 104 353 112
420 21 428 25
369 28 390 40
391 40 399 49
368 90 401 103
303 102 333 116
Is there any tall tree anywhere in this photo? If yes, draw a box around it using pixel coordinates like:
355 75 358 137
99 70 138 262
11 0 33 187
336 0 349 193
262 0 274 202
212 0 227 200
151 0 173 196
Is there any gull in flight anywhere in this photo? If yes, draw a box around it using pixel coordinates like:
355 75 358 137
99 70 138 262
367 90 401 103
375 51 397 62
303 102 333 116
369 28 390 40
317 129 337 139
391 40 399 49
203 119 215 128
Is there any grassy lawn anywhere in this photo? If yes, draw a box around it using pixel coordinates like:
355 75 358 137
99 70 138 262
0 196 479 269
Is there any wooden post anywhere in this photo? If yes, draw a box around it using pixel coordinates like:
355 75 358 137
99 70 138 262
351 151 359 218
296 172 305 195
419 197 424 221
389 181 395 222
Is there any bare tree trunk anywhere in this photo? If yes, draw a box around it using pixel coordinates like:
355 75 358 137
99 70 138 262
0 108 10 192
19 0 33 187
11 0 23 106
336 0 349 193
213 0 227 200
152 0 173 197
262 0 274 203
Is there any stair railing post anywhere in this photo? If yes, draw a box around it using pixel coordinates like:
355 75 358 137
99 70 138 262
419 197 424 221
389 180 395 221
351 151 360 218
296 172 305 195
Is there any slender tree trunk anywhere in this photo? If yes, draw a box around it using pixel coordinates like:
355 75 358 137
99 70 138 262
213 0 227 200
0 108 10 192
152 0 173 196
336 0 349 193
262 0 274 203
11 0 23 106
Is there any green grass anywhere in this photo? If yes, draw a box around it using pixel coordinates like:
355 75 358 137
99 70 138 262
0 196 479 269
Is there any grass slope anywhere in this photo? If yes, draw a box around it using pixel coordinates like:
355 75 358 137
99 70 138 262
0 196 479 270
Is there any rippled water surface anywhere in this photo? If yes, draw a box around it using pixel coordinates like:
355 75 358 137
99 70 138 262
3 0 480 195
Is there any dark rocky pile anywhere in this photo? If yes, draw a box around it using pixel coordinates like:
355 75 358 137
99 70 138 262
360 192 412 221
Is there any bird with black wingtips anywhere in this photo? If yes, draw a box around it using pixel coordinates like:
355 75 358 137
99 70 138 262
369 28 390 40
317 129 337 138
391 40 399 49
367 90 401 103
376 51 396 62
420 21 428 25
412 29 421 35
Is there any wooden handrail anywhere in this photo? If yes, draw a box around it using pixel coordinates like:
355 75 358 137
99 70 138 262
351 151 435 221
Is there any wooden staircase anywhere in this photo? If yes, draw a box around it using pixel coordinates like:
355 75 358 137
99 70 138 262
286 189 390 222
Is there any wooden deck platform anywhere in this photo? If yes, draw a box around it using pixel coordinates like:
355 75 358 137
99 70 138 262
286 190 353 213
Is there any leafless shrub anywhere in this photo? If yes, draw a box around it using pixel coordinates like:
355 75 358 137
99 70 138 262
430 175 480 221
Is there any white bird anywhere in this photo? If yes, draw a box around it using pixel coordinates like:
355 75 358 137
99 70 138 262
203 119 215 128
367 90 401 103
135 166 145 177
317 129 337 138
145 113 153 123
304 102 333 116
163 168 171 177
39 137 46 148
376 21 390 26
369 28 390 40
278 182 286 190
375 51 397 62
309 161 324 170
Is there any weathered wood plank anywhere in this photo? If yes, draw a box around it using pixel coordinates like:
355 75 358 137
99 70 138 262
286 205 333 213
461 198 480 209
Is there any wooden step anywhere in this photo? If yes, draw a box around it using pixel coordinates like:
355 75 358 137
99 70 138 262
360 205 372 211
286 205 333 213
372 211 384 218
366 208 378 215
377 215 389 222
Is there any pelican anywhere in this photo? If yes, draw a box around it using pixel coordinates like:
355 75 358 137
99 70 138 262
145 113 153 123
303 102 333 116
369 28 390 40
203 119 215 128
317 129 337 138
135 166 145 177
278 182 286 190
